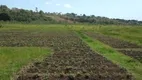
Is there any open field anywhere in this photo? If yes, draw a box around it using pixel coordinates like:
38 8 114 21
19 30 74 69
15 31 133 80
0 24 142 80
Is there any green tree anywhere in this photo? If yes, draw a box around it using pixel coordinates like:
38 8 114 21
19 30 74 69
0 13 10 21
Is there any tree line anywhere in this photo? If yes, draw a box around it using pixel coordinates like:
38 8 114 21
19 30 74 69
0 5 142 25
61 13 142 25
0 5 56 23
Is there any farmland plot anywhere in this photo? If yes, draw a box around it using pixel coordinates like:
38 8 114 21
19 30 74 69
85 32 142 63
0 30 133 80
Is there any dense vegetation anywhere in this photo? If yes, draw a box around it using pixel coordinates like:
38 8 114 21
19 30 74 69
0 5 56 23
0 5 142 25
62 13 142 25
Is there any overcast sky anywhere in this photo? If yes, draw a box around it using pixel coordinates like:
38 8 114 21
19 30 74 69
1 0 142 20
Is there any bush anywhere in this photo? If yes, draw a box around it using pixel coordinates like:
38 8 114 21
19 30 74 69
0 13 11 21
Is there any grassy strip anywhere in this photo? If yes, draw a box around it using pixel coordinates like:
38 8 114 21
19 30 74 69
76 31 142 80
0 47 52 80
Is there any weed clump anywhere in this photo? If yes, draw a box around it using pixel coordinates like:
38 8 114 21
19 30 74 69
0 24 3 28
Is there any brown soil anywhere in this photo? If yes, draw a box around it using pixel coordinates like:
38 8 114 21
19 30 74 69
0 31 133 80
118 50 142 63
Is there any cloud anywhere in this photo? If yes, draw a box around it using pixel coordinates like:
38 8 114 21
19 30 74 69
64 4 72 8
45 2 52 5
56 4 61 6
17 7 21 9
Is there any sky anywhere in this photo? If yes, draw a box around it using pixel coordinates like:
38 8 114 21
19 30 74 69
1 0 142 21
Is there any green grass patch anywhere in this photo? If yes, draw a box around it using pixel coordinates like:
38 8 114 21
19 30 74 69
71 25 142 45
96 26 142 45
0 47 52 80
91 25 142 46
77 31 142 80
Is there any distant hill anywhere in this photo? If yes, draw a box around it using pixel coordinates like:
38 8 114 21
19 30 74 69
46 15 75 24
0 5 142 25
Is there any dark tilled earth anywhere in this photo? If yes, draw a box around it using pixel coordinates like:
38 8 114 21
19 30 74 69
0 31 133 80
118 50 142 63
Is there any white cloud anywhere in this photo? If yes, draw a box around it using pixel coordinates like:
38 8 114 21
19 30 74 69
64 4 72 8
45 2 52 5
17 7 21 9
56 4 61 6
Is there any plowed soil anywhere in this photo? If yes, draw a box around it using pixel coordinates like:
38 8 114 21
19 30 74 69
118 50 142 63
0 31 133 80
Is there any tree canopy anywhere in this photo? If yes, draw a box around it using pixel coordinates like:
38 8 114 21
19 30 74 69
0 13 10 21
